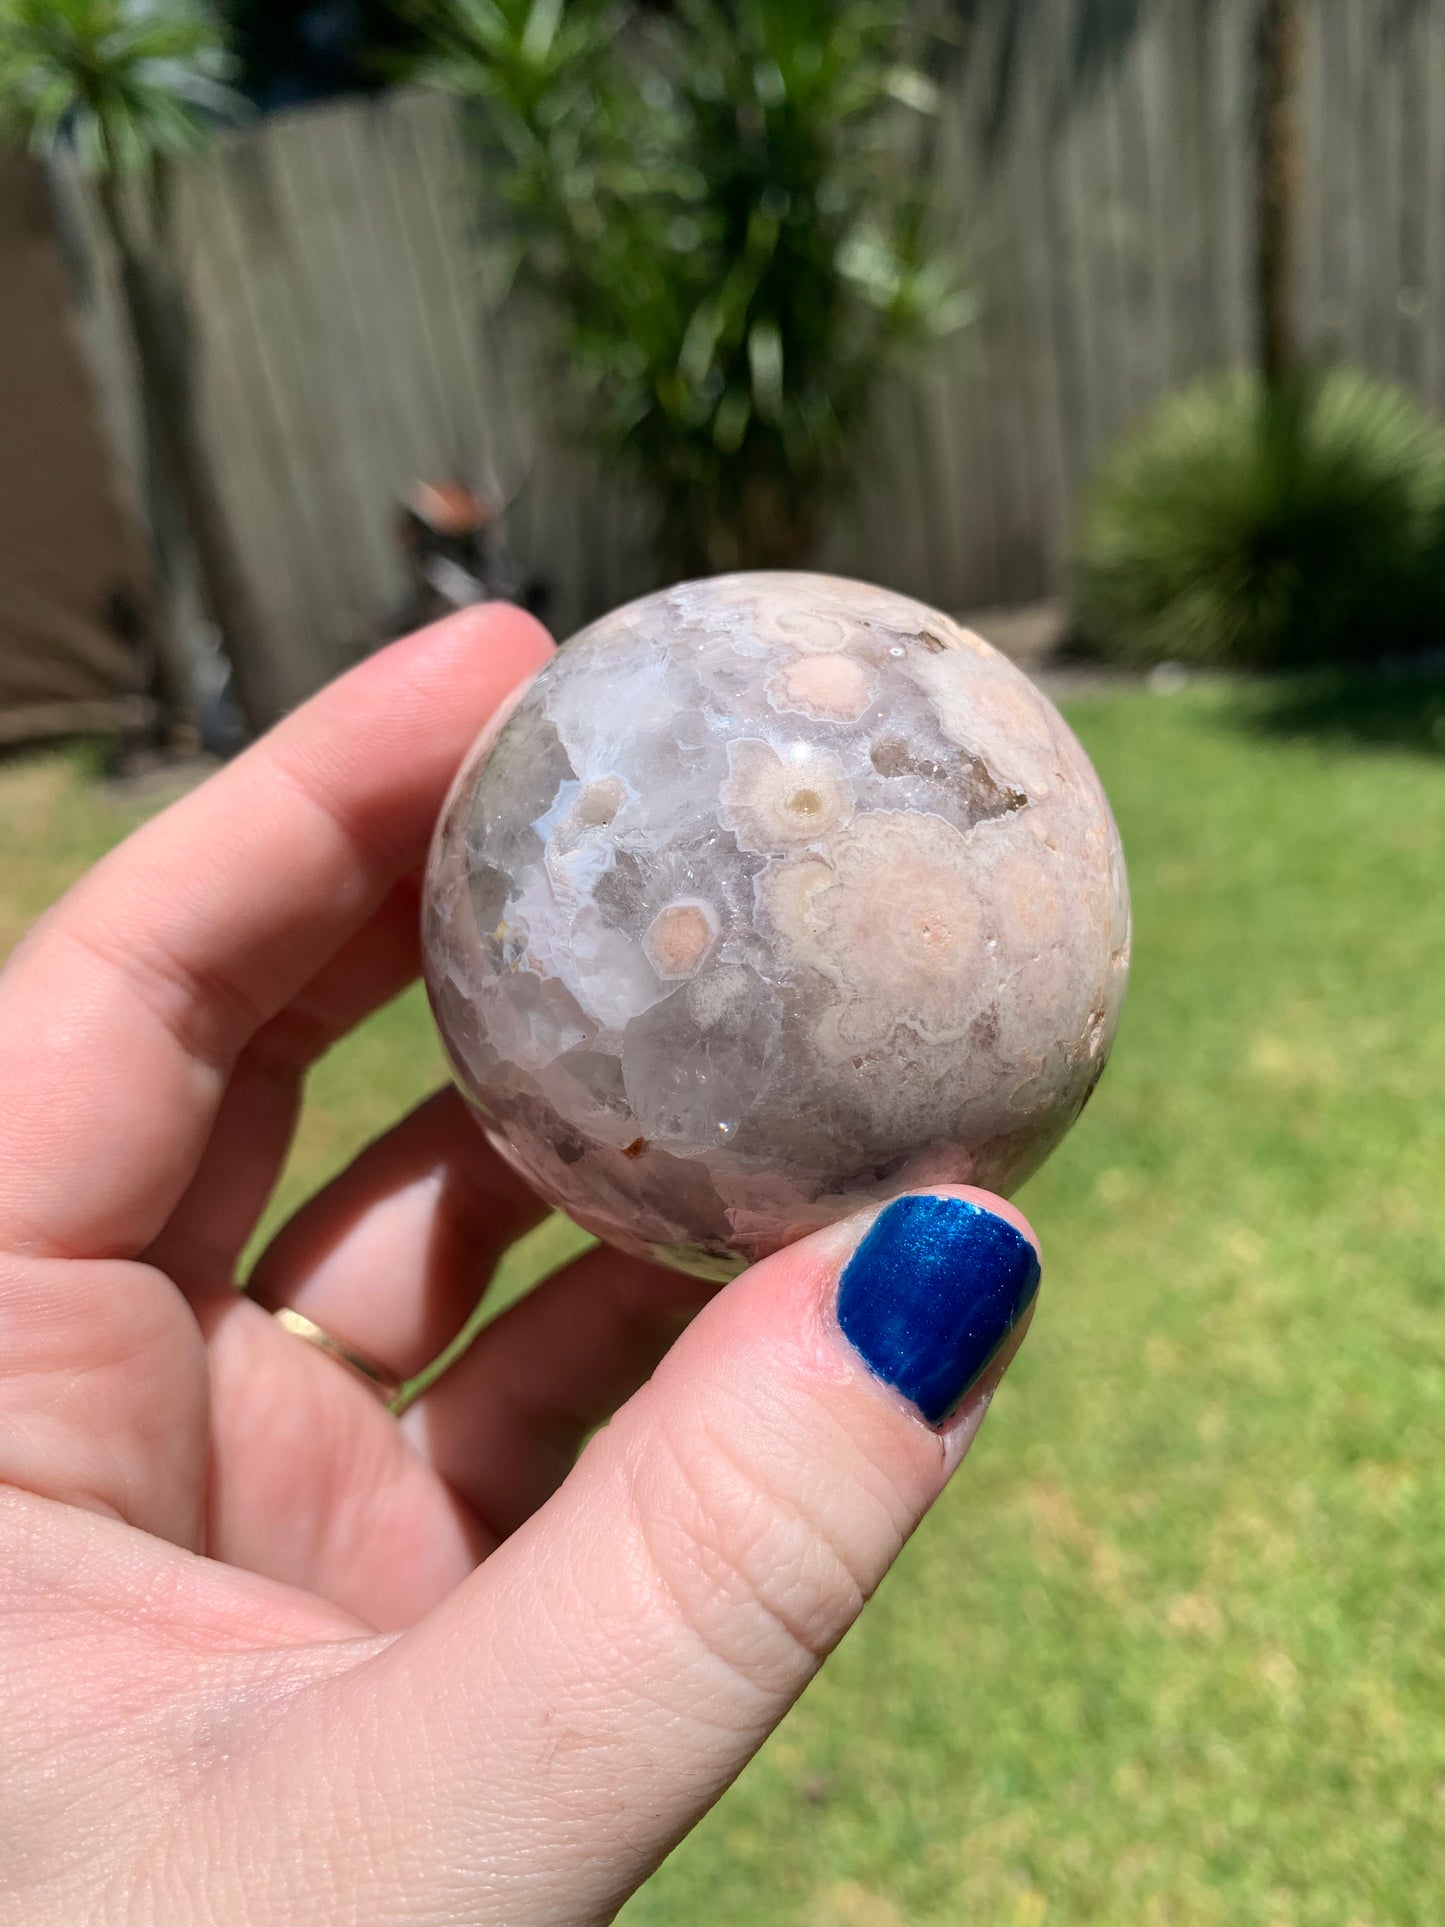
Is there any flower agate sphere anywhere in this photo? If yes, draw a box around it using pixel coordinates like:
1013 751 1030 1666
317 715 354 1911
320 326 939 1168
423 574 1130 1279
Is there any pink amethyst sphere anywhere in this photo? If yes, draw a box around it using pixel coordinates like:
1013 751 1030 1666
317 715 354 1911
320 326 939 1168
423 573 1130 1279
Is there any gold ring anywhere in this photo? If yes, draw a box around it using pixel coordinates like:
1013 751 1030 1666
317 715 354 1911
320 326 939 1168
272 1307 403 1406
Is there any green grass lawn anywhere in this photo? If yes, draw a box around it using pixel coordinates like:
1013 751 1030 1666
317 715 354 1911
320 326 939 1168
2 674 1443 1925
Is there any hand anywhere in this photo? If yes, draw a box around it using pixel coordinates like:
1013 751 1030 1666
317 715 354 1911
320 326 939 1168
0 607 1040 1925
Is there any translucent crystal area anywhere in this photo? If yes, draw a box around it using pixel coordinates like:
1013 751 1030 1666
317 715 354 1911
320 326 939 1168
423 573 1131 1278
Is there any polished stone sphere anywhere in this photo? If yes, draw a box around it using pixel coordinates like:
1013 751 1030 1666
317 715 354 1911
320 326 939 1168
423 573 1130 1278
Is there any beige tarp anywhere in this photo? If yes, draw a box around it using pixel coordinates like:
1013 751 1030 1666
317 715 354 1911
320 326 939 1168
0 152 155 746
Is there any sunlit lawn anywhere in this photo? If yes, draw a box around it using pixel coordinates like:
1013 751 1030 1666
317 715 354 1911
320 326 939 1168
2 673 1443 1925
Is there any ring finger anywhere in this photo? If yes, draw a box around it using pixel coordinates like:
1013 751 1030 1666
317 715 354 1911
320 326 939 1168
246 1088 549 1389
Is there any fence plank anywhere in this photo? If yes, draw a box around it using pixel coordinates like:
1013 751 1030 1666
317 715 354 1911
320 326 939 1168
1393 3 1430 395
1423 8 1445 413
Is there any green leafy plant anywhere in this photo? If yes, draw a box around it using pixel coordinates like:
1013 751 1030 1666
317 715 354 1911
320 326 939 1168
1073 366 1445 668
0 0 234 169
426 0 968 575
0 0 282 735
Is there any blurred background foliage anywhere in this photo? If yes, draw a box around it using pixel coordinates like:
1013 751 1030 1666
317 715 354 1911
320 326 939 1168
10 1 1445 688
0 0 236 169
425 0 972 575
1075 367 1445 666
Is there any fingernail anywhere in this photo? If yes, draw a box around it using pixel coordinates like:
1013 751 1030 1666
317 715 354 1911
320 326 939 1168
836 1195 1041 1424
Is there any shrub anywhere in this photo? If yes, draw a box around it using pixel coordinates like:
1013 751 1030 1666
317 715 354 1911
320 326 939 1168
424 0 968 576
1072 367 1445 668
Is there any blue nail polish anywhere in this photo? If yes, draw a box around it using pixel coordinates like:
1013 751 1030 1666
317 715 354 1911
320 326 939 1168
836 1195 1041 1424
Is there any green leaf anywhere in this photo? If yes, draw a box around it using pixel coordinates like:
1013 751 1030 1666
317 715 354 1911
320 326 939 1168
520 0 564 65
712 385 751 454
747 319 783 419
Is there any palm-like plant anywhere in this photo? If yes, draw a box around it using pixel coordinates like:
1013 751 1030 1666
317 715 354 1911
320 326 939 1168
0 0 282 735
0 0 233 168
428 0 968 576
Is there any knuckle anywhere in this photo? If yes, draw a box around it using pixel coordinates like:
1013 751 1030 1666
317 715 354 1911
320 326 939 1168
616 1384 913 1703
58 918 264 1079
266 738 416 886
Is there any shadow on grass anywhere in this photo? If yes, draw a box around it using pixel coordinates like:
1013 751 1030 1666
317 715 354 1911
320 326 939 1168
1239 667 1445 759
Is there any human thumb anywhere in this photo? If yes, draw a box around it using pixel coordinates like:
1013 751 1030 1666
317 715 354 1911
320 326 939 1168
293 1188 1040 1926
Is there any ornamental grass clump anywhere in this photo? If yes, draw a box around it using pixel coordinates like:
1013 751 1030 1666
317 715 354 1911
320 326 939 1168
1073 367 1445 668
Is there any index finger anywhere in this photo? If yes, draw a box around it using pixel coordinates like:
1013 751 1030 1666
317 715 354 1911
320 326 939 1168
0 604 551 1262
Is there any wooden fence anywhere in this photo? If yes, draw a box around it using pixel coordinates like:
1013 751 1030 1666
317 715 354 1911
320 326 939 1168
47 0 1445 705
